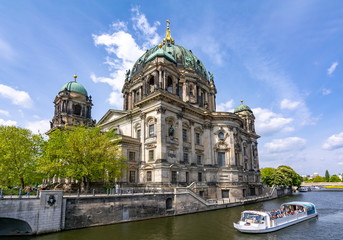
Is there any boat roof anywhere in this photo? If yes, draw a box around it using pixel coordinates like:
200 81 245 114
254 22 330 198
241 210 269 217
282 202 315 207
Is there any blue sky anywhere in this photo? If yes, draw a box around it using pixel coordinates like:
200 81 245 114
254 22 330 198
0 0 343 176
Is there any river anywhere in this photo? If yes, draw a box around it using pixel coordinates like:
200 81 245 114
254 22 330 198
4 190 342 240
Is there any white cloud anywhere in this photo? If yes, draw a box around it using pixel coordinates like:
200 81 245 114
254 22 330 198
0 110 10 117
327 62 338 76
0 118 17 126
92 8 160 107
253 107 294 136
323 132 343 150
217 100 234 112
264 137 306 153
25 120 50 135
280 98 301 110
338 162 343 166
131 7 161 48
107 91 123 109
322 88 332 96
112 21 128 32
0 84 33 108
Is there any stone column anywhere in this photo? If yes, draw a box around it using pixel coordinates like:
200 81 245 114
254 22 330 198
159 70 162 89
203 123 213 165
172 77 176 94
155 107 166 161
184 83 189 102
190 121 195 164
143 77 147 96
210 125 214 165
140 113 146 163
177 113 183 163
163 71 166 90
127 92 131 110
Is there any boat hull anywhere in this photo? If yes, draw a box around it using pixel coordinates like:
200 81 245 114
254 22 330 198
234 213 318 233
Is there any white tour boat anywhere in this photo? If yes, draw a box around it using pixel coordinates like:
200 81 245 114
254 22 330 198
233 201 318 233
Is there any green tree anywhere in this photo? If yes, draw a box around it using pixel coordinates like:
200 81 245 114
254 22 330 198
260 165 302 187
313 175 325 182
41 126 126 191
273 166 303 187
329 175 341 182
260 167 276 186
325 170 330 182
0 126 44 189
303 177 313 183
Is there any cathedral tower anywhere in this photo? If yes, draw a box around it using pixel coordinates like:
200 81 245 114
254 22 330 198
49 75 95 131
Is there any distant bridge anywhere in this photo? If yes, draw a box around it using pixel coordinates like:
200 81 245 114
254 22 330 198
301 182 343 187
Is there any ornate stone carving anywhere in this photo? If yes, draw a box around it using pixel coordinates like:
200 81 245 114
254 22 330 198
140 112 146 119
155 106 166 113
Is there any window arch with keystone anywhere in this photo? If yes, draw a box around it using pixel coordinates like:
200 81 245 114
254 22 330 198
194 126 204 145
134 123 141 140
146 117 157 138
182 121 191 143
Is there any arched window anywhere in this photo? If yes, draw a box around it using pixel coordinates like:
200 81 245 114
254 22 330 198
148 76 154 94
199 92 204 107
74 104 81 116
167 76 173 93
189 85 194 96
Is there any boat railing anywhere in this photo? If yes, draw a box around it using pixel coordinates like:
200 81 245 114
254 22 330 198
272 211 307 225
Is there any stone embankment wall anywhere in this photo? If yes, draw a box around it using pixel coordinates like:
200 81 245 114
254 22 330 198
64 193 174 229
0 186 291 235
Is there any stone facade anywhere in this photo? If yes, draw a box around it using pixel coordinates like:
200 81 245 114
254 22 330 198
97 23 262 200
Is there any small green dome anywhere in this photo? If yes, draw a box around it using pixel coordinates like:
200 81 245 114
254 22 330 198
234 103 253 113
61 81 88 96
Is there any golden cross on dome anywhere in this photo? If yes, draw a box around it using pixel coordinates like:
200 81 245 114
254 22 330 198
163 20 174 45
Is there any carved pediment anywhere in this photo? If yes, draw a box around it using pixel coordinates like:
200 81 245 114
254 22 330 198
97 109 127 126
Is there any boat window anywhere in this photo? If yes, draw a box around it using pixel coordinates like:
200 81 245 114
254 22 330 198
242 213 262 223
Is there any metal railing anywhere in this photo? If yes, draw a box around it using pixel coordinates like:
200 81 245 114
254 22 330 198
0 188 40 199
61 187 175 197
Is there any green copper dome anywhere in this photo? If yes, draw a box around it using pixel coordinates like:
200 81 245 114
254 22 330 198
61 80 88 96
234 103 253 113
131 44 208 79
145 48 176 64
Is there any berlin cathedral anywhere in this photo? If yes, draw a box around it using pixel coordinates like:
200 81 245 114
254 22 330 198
50 22 262 200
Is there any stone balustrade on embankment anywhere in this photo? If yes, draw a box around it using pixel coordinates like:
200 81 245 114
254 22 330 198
0 185 289 236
